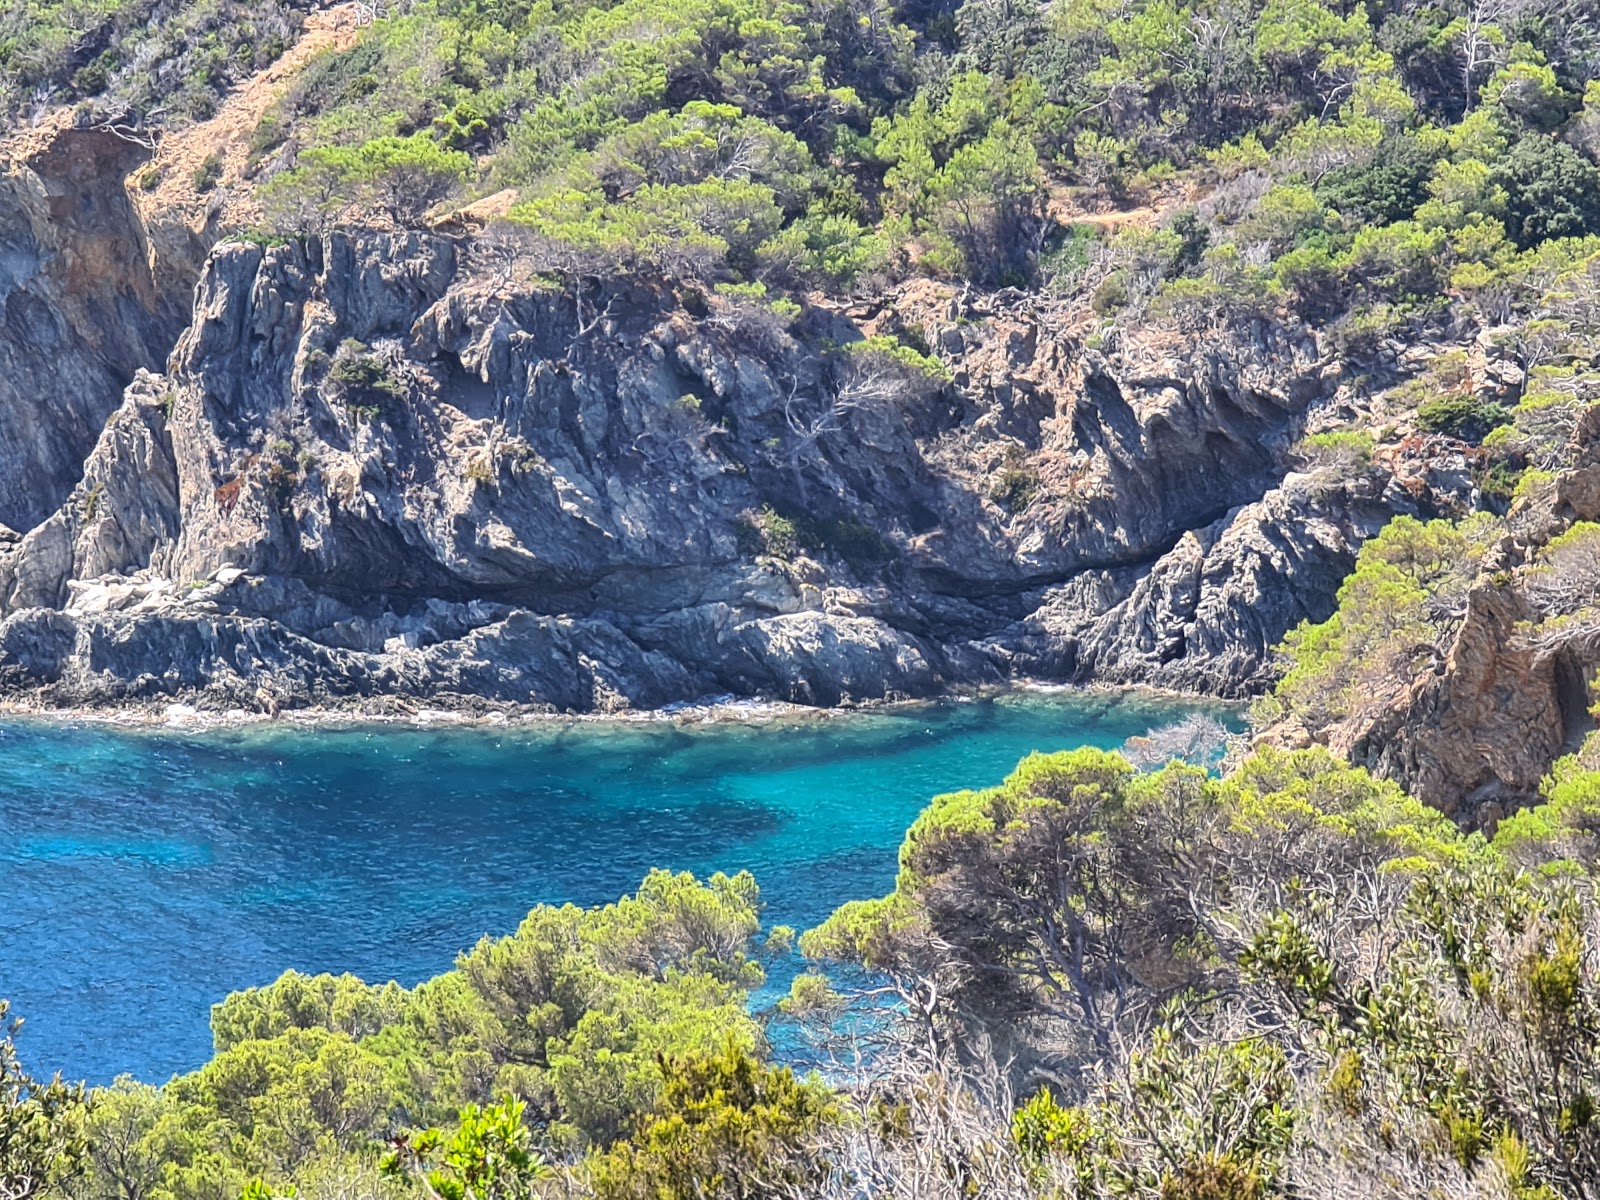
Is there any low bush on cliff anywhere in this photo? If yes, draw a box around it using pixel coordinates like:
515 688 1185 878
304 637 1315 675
1269 514 1497 731
327 340 407 421
1416 393 1510 442
262 134 473 229
1292 429 1375 475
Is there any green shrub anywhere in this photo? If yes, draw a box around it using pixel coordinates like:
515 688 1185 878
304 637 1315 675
1158 1154 1267 1200
329 355 401 398
842 336 950 383
991 466 1040 514
328 343 405 419
1315 134 1437 227
738 505 893 569
1012 1089 1093 1165
1294 430 1376 471
70 50 117 96
190 153 223 193
799 515 894 570
246 112 286 166
432 99 490 151
283 39 383 118
1489 138 1600 250
1476 459 1523 506
745 506 799 559
264 134 472 231
586 1041 834 1200
1092 274 1129 315
1415 394 1510 443
1040 224 1099 294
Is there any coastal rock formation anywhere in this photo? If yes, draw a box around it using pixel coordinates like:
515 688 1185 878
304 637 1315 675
1338 579 1573 820
1319 408 1600 820
1005 472 1430 694
0 214 1480 713
0 119 192 533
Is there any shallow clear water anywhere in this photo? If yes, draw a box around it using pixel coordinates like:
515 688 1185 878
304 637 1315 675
0 692 1234 1084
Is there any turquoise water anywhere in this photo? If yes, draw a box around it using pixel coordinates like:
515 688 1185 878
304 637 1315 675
0 692 1234 1084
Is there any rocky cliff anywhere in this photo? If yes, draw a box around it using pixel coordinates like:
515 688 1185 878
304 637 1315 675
0 184 1480 713
1313 407 1600 823
0 118 192 535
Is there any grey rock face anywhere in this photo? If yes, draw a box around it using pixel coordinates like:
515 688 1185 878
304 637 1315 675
1006 462 1474 698
0 126 191 532
0 225 1478 714
0 371 181 611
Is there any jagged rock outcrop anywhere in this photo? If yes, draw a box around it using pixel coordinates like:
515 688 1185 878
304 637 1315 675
0 217 1480 714
1007 476 1417 694
1339 580 1574 820
1329 408 1600 821
0 371 181 611
1000 431 1480 694
0 119 192 532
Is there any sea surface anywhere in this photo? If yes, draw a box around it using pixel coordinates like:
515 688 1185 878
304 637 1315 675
0 692 1235 1084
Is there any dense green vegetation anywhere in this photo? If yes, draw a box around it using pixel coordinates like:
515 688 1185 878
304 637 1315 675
11 0 1599 312
243 0 1600 309
0 0 311 124
13 737 1600 1197
11 868 778 1200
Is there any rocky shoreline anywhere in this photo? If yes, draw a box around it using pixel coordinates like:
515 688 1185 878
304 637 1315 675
0 677 1241 735
0 120 1482 745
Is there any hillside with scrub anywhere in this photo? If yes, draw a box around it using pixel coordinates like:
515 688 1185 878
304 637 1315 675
10 0 1600 299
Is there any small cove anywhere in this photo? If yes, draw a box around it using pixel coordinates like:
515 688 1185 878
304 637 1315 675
0 691 1238 1083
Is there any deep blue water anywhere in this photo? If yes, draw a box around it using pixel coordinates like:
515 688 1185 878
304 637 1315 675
0 692 1233 1085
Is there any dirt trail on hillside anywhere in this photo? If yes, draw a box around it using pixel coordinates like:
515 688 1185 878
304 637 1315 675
136 3 362 234
1047 185 1191 234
